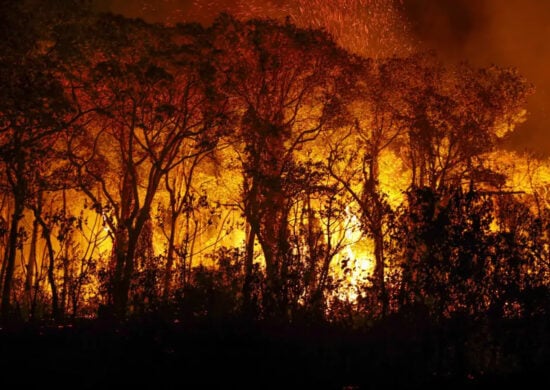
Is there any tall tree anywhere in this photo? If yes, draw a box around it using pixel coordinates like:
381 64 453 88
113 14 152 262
0 0 83 320
326 57 409 316
67 17 225 317
398 55 532 191
210 15 352 317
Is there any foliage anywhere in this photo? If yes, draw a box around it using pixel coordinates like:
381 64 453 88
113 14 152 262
0 7 546 340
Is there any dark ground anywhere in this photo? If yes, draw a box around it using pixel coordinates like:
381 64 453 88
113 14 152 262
1 315 549 389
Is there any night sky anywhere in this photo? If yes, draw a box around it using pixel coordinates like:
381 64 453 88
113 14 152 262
94 0 550 155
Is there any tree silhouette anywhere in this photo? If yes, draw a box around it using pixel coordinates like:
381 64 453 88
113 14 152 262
210 14 352 318
65 16 226 317
0 1 84 321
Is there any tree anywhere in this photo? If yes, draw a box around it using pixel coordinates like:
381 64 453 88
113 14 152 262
397 55 532 191
326 57 409 317
66 16 226 318
0 0 84 320
210 15 352 318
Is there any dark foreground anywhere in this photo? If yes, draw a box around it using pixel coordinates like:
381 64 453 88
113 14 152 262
1 315 549 389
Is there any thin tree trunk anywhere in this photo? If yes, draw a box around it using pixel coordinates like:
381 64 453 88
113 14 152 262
30 252 45 321
24 217 39 319
162 212 178 302
61 253 69 320
1 198 24 321
35 217 60 322
60 189 69 319
373 230 387 316
242 223 256 316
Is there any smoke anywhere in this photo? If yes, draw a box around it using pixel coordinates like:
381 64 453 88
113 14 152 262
485 0 550 154
401 0 550 154
402 0 488 57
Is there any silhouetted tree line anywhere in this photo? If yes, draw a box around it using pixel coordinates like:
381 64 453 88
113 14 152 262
0 1 547 339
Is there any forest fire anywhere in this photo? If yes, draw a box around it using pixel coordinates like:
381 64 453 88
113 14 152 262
0 0 543 319
336 205 376 302
1 1 550 388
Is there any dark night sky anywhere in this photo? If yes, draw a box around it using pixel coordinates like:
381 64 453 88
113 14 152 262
94 0 550 154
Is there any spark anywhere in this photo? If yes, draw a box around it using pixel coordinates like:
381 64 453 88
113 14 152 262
176 0 414 57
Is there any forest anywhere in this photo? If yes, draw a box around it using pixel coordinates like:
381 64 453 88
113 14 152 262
1 1 549 388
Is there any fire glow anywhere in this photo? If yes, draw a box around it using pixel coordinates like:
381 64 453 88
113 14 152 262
0 1 548 325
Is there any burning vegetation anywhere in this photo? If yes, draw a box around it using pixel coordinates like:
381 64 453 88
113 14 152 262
1 1 549 387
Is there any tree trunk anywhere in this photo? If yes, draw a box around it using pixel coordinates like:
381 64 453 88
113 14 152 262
364 154 388 317
163 210 179 303
257 198 291 319
111 229 129 318
373 229 387 316
31 200 61 322
42 225 60 322
1 197 24 321
242 223 256 317
60 190 69 319
111 213 149 318
24 217 39 319
60 252 69 320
